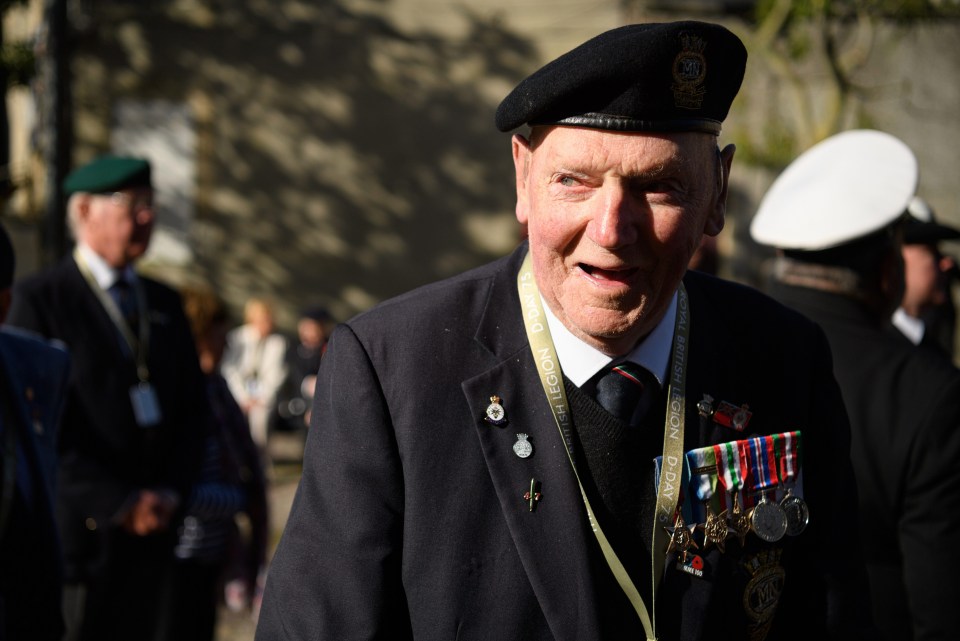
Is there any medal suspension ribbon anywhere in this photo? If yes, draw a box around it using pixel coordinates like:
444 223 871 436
713 441 743 511
734 439 754 507
686 445 719 516
748 435 778 498
778 430 810 537
780 431 800 485
517 252 689 641
74 248 151 384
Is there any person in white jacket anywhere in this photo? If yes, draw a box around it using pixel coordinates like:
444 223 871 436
221 297 287 451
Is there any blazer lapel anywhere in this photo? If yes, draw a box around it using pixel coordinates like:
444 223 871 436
464 356 606 641
461 243 607 641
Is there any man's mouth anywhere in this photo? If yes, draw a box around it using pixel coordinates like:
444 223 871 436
578 263 639 283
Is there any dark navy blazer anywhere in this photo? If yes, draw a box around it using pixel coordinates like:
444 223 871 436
257 244 876 641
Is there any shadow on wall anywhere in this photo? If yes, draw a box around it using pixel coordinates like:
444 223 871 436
69 1 539 326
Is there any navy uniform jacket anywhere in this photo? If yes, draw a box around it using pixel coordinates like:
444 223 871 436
7 256 206 582
0 327 70 641
257 244 875 641
771 283 960 641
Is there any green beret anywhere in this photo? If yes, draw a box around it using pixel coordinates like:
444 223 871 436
495 21 747 135
62 155 152 195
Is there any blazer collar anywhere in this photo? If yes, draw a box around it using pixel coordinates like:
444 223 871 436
472 242 531 360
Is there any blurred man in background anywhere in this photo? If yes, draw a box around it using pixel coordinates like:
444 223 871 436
891 196 959 358
6 156 207 641
751 130 960 641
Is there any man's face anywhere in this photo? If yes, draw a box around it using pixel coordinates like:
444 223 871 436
77 188 155 268
298 318 326 349
513 126 733 355
901 243 950 316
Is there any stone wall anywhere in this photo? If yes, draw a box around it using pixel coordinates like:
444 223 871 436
6 2 960 331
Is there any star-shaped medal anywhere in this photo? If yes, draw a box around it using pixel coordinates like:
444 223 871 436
664 512 699 564
729 493 751 548
698 505 729 553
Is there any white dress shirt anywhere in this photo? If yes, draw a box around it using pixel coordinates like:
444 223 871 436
541 290 678 391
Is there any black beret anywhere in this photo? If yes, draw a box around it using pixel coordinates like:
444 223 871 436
495 21 747 135
0 222 13 290
62 155 152 195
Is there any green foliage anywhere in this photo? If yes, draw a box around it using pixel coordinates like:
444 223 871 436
734 120 801 170
755 0 960 22
1 43 35 86
0 0 35 85
0 0 28 12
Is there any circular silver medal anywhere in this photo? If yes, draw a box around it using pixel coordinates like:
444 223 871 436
780 494 810 536
513 433 533 459
750 498 788 543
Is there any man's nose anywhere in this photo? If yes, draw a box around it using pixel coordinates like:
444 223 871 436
587 181 640 249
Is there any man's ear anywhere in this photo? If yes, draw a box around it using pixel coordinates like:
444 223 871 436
512 134 532 225
74 194 93 224
704 143 735 237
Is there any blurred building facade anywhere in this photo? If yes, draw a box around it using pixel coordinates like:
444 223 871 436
2 0 959 339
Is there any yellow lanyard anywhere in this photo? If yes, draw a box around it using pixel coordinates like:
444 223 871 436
517 252 689 641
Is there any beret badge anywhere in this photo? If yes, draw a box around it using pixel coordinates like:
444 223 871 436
672 33 707 110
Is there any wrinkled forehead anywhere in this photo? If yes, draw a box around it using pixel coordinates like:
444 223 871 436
528 126 717 169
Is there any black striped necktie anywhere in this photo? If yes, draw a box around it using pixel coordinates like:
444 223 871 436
594 362 651 424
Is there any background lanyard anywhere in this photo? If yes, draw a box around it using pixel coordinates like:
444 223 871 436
73 248 151 383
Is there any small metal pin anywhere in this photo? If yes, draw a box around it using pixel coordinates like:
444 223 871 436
513 433 533 458
523 478 542 512
484 395 507 426
697 394 715 418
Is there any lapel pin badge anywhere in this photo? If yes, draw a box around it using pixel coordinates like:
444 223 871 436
697 394 715 418
713 401 752 431
524 478 542 512
484 395 507 426
513 433 533 459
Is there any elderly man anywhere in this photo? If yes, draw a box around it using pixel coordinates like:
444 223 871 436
7 156 207 640
751 129 960 641
257 22 875 641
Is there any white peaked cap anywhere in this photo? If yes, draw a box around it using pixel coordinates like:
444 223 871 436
906 195 933 222
750 129 918 251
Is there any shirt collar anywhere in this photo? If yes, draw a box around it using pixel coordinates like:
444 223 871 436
76 243 136 291
541 290 678 388
891 306 925 345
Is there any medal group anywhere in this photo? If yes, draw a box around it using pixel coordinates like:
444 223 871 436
658 431 809 565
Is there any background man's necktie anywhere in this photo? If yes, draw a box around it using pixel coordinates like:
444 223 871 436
594 362 654 424
108 279 138 329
